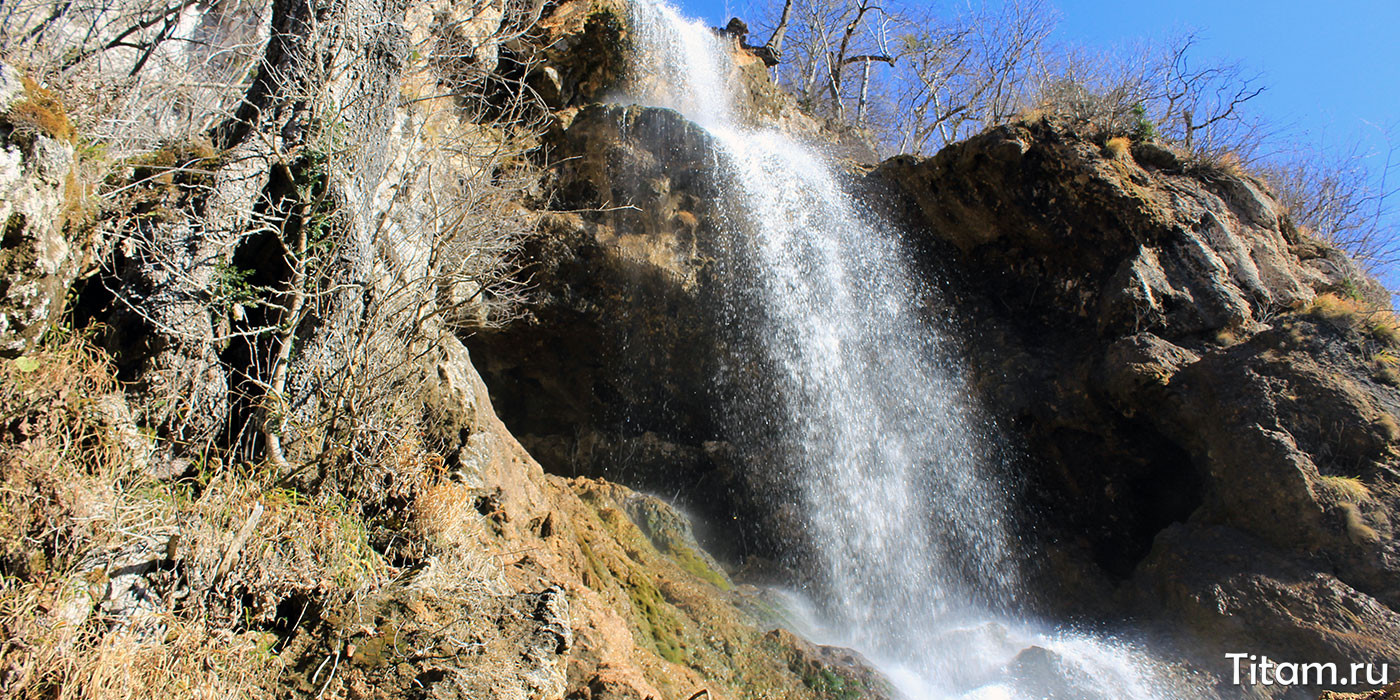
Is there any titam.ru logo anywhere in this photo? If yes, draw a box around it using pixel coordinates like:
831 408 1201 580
1227 653 1391 687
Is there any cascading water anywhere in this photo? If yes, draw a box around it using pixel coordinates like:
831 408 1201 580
622 1 1198 697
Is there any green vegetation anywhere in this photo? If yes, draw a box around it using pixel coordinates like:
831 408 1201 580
803 667 866 700
624 570 689 664
670 542 732 591
1130 103 1158 142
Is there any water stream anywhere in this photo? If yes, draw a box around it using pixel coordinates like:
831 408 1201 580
622 1 1196 697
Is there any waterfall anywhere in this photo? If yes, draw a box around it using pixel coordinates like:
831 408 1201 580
622 1 1196 697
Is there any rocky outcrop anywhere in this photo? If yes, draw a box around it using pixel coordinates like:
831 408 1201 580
0 2 891 698
467 103 798 565
872 117 1400 691
0 65 87 358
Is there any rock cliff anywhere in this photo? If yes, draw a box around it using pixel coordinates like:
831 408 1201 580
3 0 1398 696
0 0 889 698
468 53 1400 699
871 118 1400 691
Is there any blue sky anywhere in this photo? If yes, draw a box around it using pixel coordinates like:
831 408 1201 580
676 0 1400 286
1051 0 1400 165
676 0 1399 160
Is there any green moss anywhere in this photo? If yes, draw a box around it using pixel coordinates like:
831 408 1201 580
670 542 731 591
803 667 866 700
623 570 688 664
577 538 614 590
625 497 733 591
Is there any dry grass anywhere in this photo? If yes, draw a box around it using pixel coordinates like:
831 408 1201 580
6 76 76 144
1303 293 1400 346
0 334 128 576
1189 149 1247 178
0 337 488 699
1317 474 1373 503
1104 136 1131 160
1372 350 1400 386
1340 502 1381 544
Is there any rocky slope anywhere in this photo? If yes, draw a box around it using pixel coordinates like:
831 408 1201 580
465 31 1400 700
0 0 890 698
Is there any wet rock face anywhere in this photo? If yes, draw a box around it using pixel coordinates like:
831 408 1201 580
467 104 792 559
873 116 1400 682
474 103 725 450
0 64 85 358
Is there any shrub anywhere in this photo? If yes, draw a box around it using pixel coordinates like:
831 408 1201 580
1130 103 1158 142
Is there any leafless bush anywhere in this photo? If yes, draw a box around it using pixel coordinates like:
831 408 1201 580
2 0 271 152
1260 136 1400 272
217 0 547 498
1 0 550 690
755 0 1265 162
5 0 546 492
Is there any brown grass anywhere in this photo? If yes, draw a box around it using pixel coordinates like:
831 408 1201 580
1303 293 1400 346
0 336 468 699
1340 502 1381 544
1104 136 1131 160
1317 475 1373 503
1372 351 1400 386
6 76 76 143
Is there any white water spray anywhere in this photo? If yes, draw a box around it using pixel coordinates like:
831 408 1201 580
622 2 1196 697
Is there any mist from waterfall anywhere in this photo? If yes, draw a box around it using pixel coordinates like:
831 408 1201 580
621 1 1196 697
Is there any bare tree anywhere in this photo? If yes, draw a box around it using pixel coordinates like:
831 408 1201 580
875 0 1052 153
2 0 271 151
6 0 544 487
1261 135 1400 273
1153 32 1268 159
759 0 896 122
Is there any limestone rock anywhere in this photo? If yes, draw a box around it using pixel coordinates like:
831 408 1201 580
0 64 85 357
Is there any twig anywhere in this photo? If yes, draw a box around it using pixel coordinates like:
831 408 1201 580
212 500 263 583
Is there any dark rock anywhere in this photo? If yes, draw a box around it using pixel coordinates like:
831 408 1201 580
469 104 795 562
1137 523 1400 680
1004 646 1111 700
871 115 1400 684
748 44 781 67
